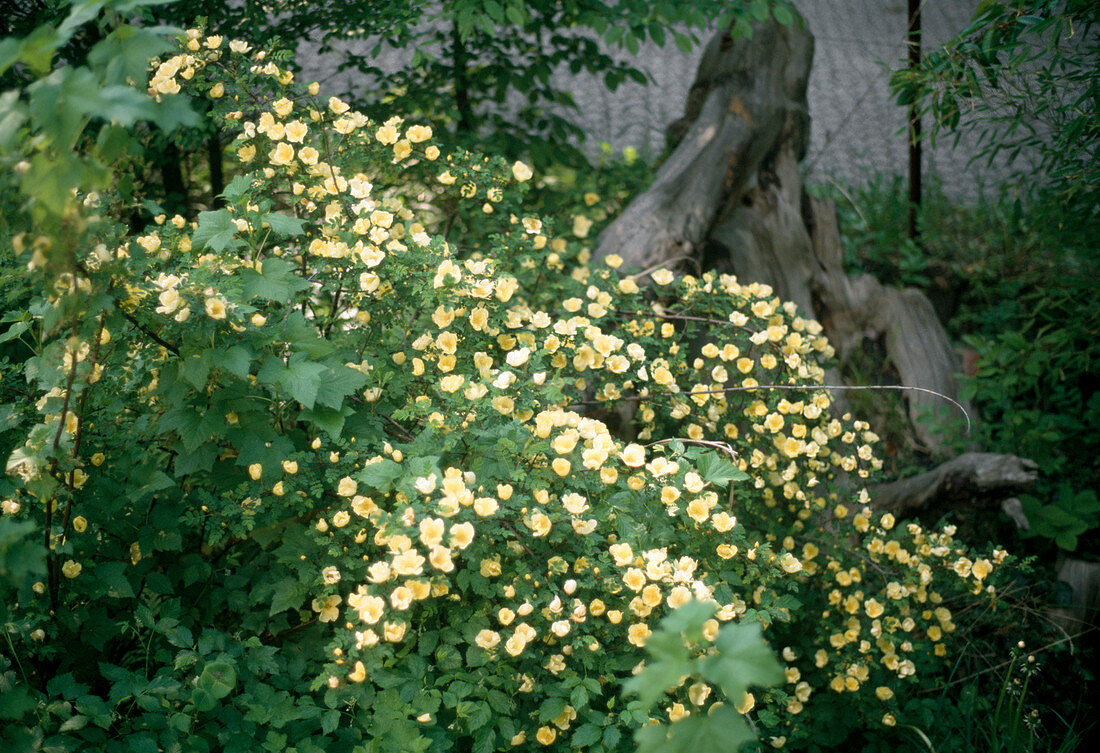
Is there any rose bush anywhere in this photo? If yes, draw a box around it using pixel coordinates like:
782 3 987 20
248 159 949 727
1 22 1013 753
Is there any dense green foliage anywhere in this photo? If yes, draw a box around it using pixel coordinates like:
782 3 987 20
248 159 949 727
890 0 1098 247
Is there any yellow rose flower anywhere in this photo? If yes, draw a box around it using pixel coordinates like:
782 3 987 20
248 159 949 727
449 522 475 549
651 268 675 285
620 443 645 467
298 146 319 165
622 567 646 592
511 161 533 182
383 621 407 642
61 560 82 579
284 120 308 142
204 296 227 320
475 629 500 650
376 123 399 144
527 512 551 537
269 142 294 165
272 97 293 117
392 550 426 576
626 623 651 647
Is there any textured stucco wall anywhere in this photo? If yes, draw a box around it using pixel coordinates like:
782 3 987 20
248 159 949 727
297 1 1012 200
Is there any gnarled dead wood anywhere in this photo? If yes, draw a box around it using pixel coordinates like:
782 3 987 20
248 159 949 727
869 452 1038 515
594 21 813 272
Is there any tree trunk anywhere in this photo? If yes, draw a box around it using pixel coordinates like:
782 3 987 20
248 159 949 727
157 138 189 215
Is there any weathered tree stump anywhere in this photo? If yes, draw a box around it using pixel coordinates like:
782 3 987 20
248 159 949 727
595 18 973 455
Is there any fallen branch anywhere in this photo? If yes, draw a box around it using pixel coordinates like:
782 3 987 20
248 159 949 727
869 452 1038 515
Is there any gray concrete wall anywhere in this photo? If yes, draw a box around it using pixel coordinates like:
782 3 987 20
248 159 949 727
297 1 1014 200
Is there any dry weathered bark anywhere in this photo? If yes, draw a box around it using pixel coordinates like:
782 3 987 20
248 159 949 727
1049 556 1100 634
594 21 813 272
869 452 1038 515
805 197 971 448
595 18 973 453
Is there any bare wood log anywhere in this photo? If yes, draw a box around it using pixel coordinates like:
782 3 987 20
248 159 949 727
1049 556 1100 634
869 452 1038 515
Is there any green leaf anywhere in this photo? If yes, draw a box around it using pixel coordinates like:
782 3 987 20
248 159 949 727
483 0 504 23
282 312 333 357
314 364 369 408
14 25 61 75
192 209 239 252
504 5 525 26
538 696 568 723
702 621 784 704
658 599 715 638
0 321 28 344
694 451 747 488
622 621 690 710
1055 532 1078 551
0 39 23 77
269 578 308 616
221 174 252 203
773 4 795 26
240 257 311 302
221 346 252 378
280 356 327 410
260 212 305 238
571 723 602 747
199 661 237 699
357 458 403 490
0 518 46 587
159 405 217 452
298 405 349 437
639 704 754 753
192 687 217 713
94 561 135 599
179 350 213 389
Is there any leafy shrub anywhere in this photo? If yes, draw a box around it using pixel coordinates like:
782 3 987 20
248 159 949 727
1 14 1017 753
830 171 1100 558
890 0 1099 243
